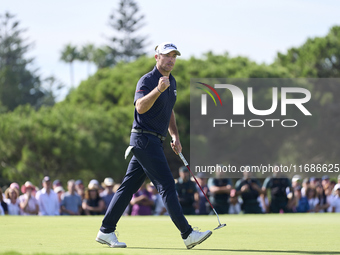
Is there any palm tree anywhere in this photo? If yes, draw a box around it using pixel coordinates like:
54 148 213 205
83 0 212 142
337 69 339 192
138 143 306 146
79 43 95 76
60 44 79 87
93 46 115 69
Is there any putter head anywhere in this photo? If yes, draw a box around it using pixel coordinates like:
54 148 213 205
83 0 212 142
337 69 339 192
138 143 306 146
214 223 227 230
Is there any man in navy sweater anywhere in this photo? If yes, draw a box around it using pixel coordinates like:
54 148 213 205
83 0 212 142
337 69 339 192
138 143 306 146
96 42 212 249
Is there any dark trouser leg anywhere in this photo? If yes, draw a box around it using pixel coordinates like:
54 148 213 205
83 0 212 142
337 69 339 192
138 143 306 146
132 134 192 239
100 156 146 233
100 133 192 238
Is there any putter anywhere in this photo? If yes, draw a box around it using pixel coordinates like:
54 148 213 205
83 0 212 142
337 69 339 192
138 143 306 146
174 146 226 230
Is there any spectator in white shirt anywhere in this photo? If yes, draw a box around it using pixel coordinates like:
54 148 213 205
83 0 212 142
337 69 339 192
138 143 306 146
36 176 60 216
4 187 20 215
332 184 340 213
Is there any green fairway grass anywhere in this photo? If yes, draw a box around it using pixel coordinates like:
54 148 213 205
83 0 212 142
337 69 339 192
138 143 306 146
1 214 339 255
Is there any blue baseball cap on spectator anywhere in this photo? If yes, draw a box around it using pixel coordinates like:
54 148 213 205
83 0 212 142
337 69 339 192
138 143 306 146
322 175 329 181
302 178 309 184
53 179 61 187
179 166 189 172
75 179 83 186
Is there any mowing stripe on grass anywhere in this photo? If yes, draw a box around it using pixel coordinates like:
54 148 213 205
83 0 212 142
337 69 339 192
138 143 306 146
0 214 339 255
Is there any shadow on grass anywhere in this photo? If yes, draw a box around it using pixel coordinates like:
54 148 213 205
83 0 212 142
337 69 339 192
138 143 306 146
130 247 340 254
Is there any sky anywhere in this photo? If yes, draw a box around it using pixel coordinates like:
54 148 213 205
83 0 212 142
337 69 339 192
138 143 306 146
2 0 340 101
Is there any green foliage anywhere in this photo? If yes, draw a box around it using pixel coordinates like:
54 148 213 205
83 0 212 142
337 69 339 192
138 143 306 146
59 0 148 71
92 46 115 69
275 26 340 78
1 25 340 187
0 103 133 186
0 12 45 111
64 56 155 107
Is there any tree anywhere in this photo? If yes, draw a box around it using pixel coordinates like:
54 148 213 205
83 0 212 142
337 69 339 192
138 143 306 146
93 46 114 69
60 43 79 87
0 12 44 111
79 43 95 76
36 76 64 107
3 27 340 186
275 26 340 78
106 0 147 65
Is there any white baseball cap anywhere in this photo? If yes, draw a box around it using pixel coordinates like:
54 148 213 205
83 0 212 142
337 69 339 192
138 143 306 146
54 186 64 193
88 179 100 190
155 42 181 56
104 177 114 187
292 175 302 183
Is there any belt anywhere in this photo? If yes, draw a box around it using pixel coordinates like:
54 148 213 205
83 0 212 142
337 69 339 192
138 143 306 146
131 128 166 141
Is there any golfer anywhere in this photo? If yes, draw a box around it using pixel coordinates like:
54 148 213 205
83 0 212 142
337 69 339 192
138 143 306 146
96 42 212 249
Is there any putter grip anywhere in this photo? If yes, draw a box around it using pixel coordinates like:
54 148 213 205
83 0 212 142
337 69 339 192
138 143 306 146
178 152 189 166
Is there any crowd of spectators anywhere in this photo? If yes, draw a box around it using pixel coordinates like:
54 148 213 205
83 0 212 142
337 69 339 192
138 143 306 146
174 167 340 215
1 169 340 216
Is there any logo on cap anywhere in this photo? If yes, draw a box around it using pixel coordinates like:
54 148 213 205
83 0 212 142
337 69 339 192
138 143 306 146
164 43 177 49
155 42 181 56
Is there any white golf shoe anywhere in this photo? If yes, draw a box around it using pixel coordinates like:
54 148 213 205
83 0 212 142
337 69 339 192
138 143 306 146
95 230 127 248
183 229 212 249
